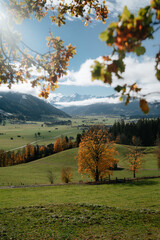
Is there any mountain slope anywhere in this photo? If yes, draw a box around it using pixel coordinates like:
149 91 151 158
61 101 160 117
0 92 70 120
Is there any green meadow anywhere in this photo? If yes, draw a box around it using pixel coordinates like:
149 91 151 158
0 202 159 240
0 117 121 151
0 122 79 151
0 121 160 239
0 179 160 239
0 145 159 186
0 179 160 210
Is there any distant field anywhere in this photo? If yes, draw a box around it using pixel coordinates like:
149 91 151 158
0 122 79 151
0 145 159 186
0 117 120 151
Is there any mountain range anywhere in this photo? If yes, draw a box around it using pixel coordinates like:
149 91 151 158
0 91 160 119
49 93 160 117
60 101 160 117
0 92 69 120
49 93 114 106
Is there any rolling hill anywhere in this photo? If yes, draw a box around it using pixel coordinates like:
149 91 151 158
0 92 70 120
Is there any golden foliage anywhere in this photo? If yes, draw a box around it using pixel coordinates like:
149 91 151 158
127 137 143 178
61 137 69 150
77 126 119 181
61 167 73 183
91 2 160 113
54 137 63 153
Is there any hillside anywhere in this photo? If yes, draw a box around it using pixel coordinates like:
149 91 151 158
0 145 158 186
0 92 70 120
61 101 160 117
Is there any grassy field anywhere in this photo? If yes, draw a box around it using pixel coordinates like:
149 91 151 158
1 179 160 209
0 145 159 186
0 120 160 239
0 146 160 239
0 203 159 240
0 180 160 239
0 117 121 151
0 122 79 151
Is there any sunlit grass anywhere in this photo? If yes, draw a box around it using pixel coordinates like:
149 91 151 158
0 145 159 186
0 179 160 210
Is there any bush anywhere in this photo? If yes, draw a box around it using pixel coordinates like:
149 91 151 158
47 170 55 184
61 167 73 183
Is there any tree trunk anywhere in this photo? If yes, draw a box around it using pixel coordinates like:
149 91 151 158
134 170 136 178
95 167 99 182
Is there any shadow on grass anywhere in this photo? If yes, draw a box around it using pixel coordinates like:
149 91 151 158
86 178 159 186
124 180 159 186
114 167 124 171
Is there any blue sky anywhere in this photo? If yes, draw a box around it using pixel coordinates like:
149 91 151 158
1 0 160 105
15 13 114 96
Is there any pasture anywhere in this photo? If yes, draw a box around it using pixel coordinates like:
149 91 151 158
0 119 160 239
0 180 160 239
1 179 160 210
0 116 119 151
0 144 159 186
0 122 78 151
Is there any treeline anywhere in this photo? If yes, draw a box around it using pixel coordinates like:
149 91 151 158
0 135 82 167
109 118 160 146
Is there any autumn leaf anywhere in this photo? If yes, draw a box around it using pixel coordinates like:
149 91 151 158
139 99 149 114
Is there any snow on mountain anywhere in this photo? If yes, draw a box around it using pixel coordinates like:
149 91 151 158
48 91 160 109
49 93 93 103
48 93 120 108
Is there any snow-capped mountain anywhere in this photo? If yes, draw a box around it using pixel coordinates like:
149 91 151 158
48 92 160 117
49 93 98 103
49 93 119 108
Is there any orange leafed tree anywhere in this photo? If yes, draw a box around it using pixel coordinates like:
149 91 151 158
127 136 143 178
128 151 142 178
77 125 118 182
54 137 63 153
61 137 69 150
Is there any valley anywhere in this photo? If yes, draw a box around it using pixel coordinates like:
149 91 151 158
0 116 160 239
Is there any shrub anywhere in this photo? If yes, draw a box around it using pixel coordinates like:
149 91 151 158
47 170 55 184
61 167 73 183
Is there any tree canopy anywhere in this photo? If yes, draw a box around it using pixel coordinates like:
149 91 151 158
0 0 108 98
91 1 160 113
0 0 160 112
77 125 118 181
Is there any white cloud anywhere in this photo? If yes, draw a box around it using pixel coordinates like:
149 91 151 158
0 65 49 97
55 96 120 108
107 0 150 14
59 55 160 102
0 82 41 97
1 55 160 104
111 56 160 101
59 57 108 87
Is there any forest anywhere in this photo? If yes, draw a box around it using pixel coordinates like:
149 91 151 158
109 118 160 146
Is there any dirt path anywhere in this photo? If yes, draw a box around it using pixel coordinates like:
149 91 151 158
0 176 160 190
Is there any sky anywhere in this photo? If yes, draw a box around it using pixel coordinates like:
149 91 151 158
1 0 160 106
